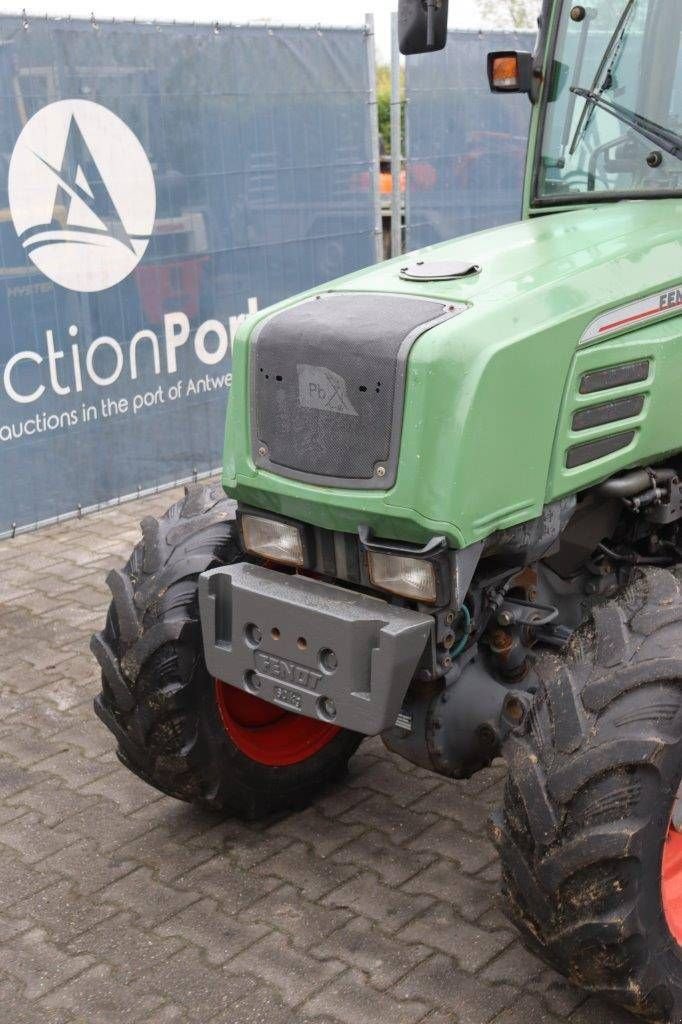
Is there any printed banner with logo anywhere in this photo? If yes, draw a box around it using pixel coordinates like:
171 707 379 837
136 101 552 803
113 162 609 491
405 30 536 249
0 17 378 534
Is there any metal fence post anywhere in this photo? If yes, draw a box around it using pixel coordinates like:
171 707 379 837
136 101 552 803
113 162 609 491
365 13 384 263
403 33 412 253
390 11 402 258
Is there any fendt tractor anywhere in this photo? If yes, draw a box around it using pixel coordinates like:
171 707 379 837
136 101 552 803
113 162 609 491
92 0 682 1017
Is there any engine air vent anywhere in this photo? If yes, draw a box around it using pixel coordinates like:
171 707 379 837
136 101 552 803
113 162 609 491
251 292 462 489
579 360 649 394
566 431 636 469
572 394 645 432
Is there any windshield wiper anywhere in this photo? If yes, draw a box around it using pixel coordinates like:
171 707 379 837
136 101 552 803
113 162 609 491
570 87 682 160
568 0 638 156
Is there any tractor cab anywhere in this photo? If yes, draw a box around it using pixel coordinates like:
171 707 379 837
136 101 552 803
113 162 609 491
401 0 682 211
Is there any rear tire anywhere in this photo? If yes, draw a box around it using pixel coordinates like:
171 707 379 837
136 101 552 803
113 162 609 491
492 567 682 1022
91 482 362 819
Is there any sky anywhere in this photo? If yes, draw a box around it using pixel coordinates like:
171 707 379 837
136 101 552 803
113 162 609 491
18 0 488 62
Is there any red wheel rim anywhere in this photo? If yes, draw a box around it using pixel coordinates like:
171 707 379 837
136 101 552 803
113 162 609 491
214 679 340 767
663 823 682 946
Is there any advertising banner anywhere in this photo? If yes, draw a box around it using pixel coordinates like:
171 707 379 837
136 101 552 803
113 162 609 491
405 29 536 250
0 17 378 534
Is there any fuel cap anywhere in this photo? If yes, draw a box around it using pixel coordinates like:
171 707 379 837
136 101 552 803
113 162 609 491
399 259 481 281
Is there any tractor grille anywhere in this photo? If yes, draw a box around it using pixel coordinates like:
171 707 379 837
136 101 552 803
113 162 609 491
251 292 454 489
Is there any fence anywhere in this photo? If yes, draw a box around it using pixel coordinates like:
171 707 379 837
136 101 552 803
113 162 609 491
0 16 380 535
403 29 536 250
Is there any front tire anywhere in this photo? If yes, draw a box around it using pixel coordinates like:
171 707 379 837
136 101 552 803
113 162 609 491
91 482 362 819
493 567 682 1022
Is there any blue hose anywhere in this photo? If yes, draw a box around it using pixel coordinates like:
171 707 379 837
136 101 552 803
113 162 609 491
450 603 471 659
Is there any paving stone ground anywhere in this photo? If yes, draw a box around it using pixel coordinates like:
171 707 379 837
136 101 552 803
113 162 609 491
0 485 639 1024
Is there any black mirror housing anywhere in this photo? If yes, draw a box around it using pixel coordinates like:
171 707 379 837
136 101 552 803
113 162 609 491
399 0 449 56
487 51 535 95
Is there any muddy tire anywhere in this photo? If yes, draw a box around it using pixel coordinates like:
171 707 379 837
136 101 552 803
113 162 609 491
492 567 682 1022
91 482 362 818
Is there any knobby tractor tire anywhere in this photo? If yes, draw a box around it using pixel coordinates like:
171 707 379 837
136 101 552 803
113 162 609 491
492 566 682 1023
91 482 362 819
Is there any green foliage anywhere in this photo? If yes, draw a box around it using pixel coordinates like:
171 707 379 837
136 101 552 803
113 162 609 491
376 63 392 154
475 0 539 29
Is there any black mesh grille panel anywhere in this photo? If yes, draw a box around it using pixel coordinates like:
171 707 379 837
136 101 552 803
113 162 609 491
251 292 449 488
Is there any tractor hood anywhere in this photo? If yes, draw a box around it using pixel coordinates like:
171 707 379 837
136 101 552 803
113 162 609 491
223 198 682 548
333 198 682 312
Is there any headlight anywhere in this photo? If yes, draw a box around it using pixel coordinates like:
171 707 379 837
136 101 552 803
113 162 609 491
367 551 438 604
241 515 305 567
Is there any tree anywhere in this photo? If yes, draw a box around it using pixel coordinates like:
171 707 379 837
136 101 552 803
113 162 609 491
377 64 391 154
376 63 405 155
475 0 540 30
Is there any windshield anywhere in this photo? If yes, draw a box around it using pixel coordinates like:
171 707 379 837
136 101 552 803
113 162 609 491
535 0 682 202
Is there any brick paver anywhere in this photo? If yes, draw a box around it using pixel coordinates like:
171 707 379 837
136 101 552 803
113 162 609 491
0 486 635 1023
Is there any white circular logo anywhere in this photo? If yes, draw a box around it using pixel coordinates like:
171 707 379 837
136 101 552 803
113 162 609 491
8 99 156 292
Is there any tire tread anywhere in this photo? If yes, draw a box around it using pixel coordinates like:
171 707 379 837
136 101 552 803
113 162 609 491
93 482 361 818
496 566 682 1022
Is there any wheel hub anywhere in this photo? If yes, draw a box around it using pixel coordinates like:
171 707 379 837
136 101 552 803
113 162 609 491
214 678 340 767
662 783 682 946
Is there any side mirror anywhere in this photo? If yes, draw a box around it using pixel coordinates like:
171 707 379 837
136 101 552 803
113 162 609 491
487 51 534 95
398 0 449 56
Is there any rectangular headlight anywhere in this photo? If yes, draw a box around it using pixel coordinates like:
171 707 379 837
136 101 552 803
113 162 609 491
241 515 304 567
367 551 438 604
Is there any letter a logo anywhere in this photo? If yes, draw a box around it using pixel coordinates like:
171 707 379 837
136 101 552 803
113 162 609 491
8 100 156 292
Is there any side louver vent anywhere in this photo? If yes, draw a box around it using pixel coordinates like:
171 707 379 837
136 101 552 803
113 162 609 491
572 394 645 432
567 359 651 469
579 360 649 394
566 431 636 469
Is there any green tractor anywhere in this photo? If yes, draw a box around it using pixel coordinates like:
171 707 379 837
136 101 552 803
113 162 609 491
91 0 682 1017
